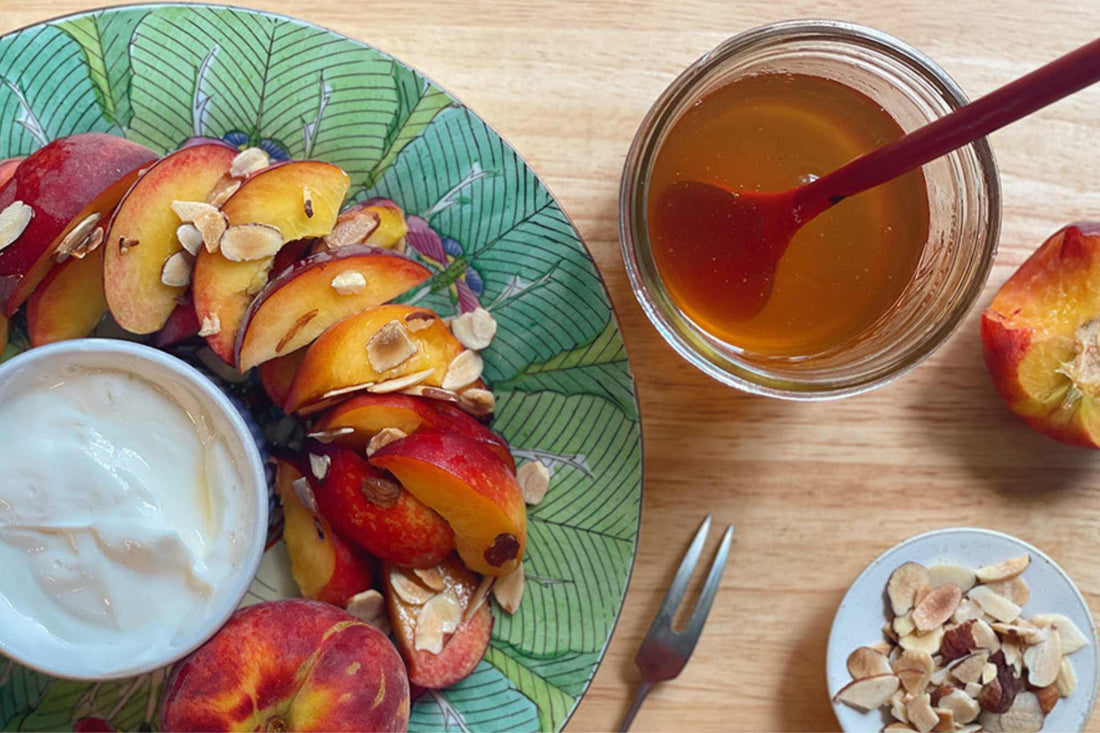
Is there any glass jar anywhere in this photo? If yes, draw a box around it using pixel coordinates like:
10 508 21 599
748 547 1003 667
619 20 1001 399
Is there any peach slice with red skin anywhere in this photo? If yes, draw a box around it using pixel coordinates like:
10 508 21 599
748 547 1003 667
284 304 464 413
193 160 350 363
160 599 409 732
274 457 374 606
385 557 493 689
0 134 157 315
26 246 106 346
982 222 1100 447
371 432 526 576
307 441 455 568
311 393 514 471
103 142 236 333
260 348 307 407
235 246 430 370
150 302 201 348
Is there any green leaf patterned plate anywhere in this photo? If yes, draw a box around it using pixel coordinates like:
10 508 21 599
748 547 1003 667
0 4 642 732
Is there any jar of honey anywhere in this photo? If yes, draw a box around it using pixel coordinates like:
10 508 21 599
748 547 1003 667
620 21 1001 398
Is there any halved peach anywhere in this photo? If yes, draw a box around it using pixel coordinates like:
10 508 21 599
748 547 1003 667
151 302 201 348
103 143 236 333
26 246 106 346
235 246 430 370
284 304 464 413
306 442 455 569
274 456 374 606
0 134 157 315
371 432 526 576
983 222 1100 447
193 161 350 363
384 557 492 689
311 393 513 470
260 348 307 408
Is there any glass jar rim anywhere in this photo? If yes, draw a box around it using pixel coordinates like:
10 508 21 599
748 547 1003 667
618 19 1001 400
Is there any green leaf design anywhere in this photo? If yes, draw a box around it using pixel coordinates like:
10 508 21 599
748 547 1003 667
127 5 398 177
363 64 451 190
54 10 145 129
409 662 539 733
496 319 638 419
0 24 114 154
6 671 163 732
0 662 51 729
484 645 586 732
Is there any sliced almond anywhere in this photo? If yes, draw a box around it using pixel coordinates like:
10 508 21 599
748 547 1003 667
450 307 497 350
884 622 900 644
367 368 434 394
346 589 391 635
413 600 446 654
894 613 916 637
177 223 204 256
990 621 1045 646
848 646 893 680
957 724 982 733
70 226 104 259
464 575 494 623
884 725 915 733
305 426 355 443
308 453 331 481
366 427 407 457
54 212 100 261
889 689 910 723
912 584 962 632
321 381 376 400
950 652 988 685
942 620 979 661
1034 684 1058 715
405 310 438 332
953 597 983 624
195 209 229 253
971 618 1001 651
894 649 934 694
983 576 1030 606
413 567 446 592
493 561 525 615
1023 628 1061 687
968 585 1021 623
0 201 33 252
931 708 954 733
324 208 379 248
517 460 549 505
998 691 1043 733
366 320 417 372
979 711 1003 733
899 627 944 657
230 147 270 178
928 564 977 592
160 250 194 287
389 568 435 606
441 349 483 391
303 186 314 218
331 270 367 295
834 675 901 712
1056 656 1077 697
197 313 221 337
171 200 219 223
290 476 318 513
888 563 932 616
906 693 939 733
871 640 895 657
207 177 241 207
982 662 997 685
457 387 495 416
964 681 982 698
1002 638 1022 668
1030 613 1089 654
975 555 1030 584
219 223 283 261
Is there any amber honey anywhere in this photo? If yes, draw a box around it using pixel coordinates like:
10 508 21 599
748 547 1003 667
647 72 930 356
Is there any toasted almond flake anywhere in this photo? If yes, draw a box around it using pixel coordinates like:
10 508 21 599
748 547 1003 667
464 575 494 623
982 662 997 684
401 385 459 403
321 381 376 400
366 320 417 372
207 177 241 207
422 592 463 636
171 200 219 223
1034 684 1058 714
219 223 283 261
368 368 435 394
197 313 221 337
303 186 314 218
957 725 982 733
928 565 977 592
998 691 1043 733
889 690 909 723
848 647 892 680
894 613 916 636
968 585 1021 623
975 555 1030 584
331 270 367 295
871 640 894 657
1056 657 1077 697
0 201 33 252
405 310 438 332
517 460 549 505
194 209 228 253
366 427 407 457
899 627 944 656
990 621 1045 645
984 576 1031 605
1030 613 1089 654
346 589 390 634
913 584 962 632
450 307 498 350
390 568 435 605
308 453 331 481
888 563 932 616
71 227 105 259
932 707 956 732
160 250 194 287
949 653 987 685
883 622 899 643
413 600 446 654
953 597 983 624
457 387 495 417
884 725 914 733
176 223 204 256
906 693 938 733
324 209 379 248
834 674 901 712
971 618 1001 651
894 649 933 694
964 681 982 698
442 349 483 391
230 147 270 178
306 426 355 443
493 561 525 614
1023 628 1062 687
290 476 318 513
1002 638 1022 667
413 567 446 592
54 213 101 261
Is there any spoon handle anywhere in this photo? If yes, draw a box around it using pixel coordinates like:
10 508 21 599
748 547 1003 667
797 36 1100 216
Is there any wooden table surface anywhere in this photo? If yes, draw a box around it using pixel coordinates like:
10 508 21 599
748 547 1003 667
5 1 1100 730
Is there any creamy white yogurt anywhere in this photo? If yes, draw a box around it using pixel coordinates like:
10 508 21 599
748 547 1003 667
0 342 266 679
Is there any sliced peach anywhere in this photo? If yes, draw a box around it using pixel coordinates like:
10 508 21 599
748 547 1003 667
260 348 307 407
311 393 513 470
306 442 455 569
371 432 526 576
0 134 157 315
235 246 430 370
26 246 106 346
384 557 492 689
150 302 201 348
103 142 236 333
274 457 374 606
284 304 464 413
193 161 350 363
0 157 23 188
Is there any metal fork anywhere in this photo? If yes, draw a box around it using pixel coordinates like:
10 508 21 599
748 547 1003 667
619 515 734 732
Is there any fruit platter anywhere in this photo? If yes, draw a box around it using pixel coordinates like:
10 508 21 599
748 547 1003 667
0 5 641 732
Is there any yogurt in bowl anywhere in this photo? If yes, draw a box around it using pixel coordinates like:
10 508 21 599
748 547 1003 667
0 339 267 679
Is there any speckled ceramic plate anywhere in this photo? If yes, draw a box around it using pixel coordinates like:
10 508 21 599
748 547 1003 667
827 528 1098 732
0 5 642 730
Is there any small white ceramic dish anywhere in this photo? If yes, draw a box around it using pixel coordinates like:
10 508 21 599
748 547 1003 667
827 527 1098 732
0 339 268 680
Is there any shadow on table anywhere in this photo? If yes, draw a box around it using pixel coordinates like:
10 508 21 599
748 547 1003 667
777 589 843 732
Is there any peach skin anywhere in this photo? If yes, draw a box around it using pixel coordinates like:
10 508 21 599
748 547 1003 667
151 302 201 348
0 157 23 189
259 348 307 408
26 246 106 346
371 432 526 576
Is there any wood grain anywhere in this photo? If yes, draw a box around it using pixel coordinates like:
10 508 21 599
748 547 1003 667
4 2 1099 730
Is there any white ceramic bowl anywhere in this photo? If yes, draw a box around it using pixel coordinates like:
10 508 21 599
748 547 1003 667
0 339 268 679
827 527 1098 732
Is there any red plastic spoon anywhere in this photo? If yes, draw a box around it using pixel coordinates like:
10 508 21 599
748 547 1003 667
653 37 1100 320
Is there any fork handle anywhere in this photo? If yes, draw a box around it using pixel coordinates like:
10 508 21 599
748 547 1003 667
618 680 655 732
